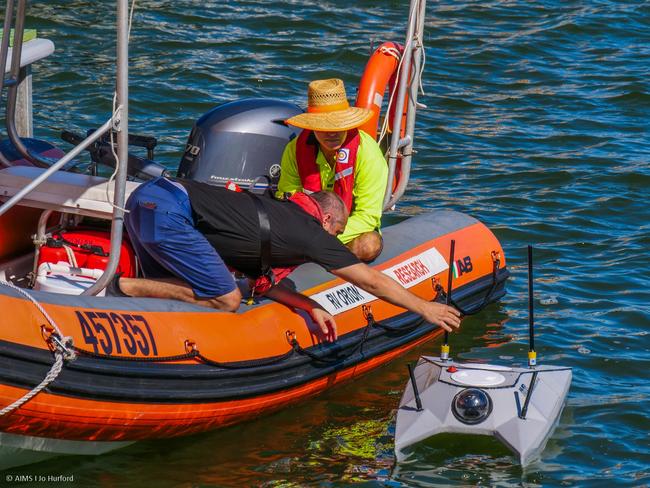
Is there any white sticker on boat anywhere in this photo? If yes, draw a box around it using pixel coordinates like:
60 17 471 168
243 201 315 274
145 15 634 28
311 247 448 314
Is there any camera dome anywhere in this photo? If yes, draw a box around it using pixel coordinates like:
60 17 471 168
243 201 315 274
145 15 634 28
451 388 492 425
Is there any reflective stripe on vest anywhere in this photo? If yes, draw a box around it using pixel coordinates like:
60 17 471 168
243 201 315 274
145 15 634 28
334 167 354 181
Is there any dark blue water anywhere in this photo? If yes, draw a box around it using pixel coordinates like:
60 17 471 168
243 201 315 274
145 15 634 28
5 1 650 485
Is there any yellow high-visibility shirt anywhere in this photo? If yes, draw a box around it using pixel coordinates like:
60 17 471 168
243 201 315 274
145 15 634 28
276 130 388 244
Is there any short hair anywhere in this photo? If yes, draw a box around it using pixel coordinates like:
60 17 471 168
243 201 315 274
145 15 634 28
310 191 348 223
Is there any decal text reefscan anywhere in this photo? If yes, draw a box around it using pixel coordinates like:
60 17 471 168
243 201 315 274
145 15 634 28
312 248 447 315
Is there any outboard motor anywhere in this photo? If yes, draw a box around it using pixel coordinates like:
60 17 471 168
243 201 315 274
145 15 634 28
177 98 302 194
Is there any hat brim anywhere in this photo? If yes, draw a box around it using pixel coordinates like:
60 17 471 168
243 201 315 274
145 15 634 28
285 107 374 132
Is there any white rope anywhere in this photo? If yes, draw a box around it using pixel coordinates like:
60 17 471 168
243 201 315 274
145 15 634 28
418 34 426 96
105 0 137 213
379 45 401 60
1 280 65 338
128 0 136 41
0 281 75 417
105 95 129 213
377 0 417 145
377 37 411 145
414 0 426 97
0 351 65 417
63 244 78 267
377 1 427 145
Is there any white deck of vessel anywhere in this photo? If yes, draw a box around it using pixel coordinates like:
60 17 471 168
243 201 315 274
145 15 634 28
0 166 140 219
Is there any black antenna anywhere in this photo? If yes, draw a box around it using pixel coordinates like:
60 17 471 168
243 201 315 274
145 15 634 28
441 239 455 360
407 363 423 411
527 245 537 367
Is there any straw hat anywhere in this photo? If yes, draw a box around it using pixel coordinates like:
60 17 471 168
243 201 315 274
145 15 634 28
285 78 373 132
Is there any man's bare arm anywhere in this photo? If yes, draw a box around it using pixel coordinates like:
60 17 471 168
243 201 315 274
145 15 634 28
263 282 337 341
331 263 461 332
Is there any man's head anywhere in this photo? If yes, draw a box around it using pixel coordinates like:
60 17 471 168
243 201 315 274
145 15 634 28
313 130 347 152
310 191 348 236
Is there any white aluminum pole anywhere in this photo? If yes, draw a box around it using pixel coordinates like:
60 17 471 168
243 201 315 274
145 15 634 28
383 0 419 209
83 0 129 296
384 0 427 209
0 118 114 218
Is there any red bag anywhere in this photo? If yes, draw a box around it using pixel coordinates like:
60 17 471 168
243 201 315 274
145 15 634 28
37 229 137 278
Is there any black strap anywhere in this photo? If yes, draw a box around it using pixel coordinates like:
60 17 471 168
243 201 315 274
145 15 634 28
247 192 274 284
47 234 108 257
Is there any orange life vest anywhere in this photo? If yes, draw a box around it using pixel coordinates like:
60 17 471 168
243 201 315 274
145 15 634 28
295 129 360 212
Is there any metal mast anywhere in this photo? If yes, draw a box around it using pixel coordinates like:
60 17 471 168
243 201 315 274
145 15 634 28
383 0 427 210
83 0 129 295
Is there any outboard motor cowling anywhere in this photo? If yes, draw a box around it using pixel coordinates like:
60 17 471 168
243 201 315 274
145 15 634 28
177 98 302 194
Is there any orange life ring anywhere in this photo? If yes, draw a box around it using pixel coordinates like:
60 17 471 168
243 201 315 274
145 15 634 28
356 42 409 195
355 41 407 141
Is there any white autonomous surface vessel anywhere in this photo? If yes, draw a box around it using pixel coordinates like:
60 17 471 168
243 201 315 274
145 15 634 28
394 246 572 465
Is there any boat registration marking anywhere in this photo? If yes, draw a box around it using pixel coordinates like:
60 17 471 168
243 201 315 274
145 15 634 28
311 247 447 315
75 310 158 357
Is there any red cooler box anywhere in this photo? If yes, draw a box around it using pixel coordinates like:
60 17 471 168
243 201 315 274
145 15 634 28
37 229 137 277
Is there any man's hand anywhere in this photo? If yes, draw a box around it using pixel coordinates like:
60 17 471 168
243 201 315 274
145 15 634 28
421 302 462 332
309 307 338 342
332 263 465 332
264 283 339 342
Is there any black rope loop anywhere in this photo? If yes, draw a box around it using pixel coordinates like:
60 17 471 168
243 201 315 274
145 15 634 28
362 304 424 334
288 339 342 364
435 253 501 316
194 348 295 370
286 313 377 365
72 346 200 363
371 316 425 333
68 297 439 370
71 339 295 369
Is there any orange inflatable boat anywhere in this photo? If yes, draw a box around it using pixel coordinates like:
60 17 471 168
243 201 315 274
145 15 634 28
0 189 508 464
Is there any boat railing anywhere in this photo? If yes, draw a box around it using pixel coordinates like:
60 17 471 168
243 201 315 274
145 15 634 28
0 117 116 218
383 0 427 210
2 0 51 168
0 0 130 296
0 5 53 152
